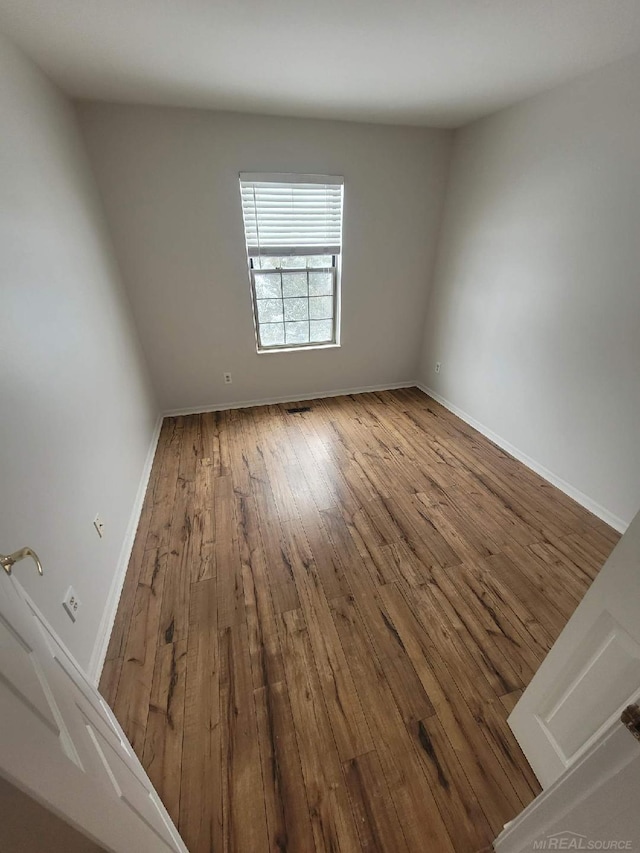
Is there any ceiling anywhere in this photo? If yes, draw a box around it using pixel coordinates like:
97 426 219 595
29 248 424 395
2 0 640 127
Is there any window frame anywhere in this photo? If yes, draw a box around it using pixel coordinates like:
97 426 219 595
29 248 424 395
248 254 340 353
239 172 344 354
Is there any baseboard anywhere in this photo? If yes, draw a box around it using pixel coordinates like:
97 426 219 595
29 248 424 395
163 381 416 417
416 384 627 534
87 413 164 685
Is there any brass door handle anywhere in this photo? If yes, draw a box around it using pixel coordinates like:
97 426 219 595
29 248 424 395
1 547 44 577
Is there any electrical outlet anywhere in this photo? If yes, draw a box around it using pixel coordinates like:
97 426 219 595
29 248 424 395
223 372 232 384
93 514 105 538
435 362 441 374
63 587 81 622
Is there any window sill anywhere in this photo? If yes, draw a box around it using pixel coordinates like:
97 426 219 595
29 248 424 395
257 343 341 355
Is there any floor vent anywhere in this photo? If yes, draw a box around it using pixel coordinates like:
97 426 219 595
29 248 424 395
285 406 312 414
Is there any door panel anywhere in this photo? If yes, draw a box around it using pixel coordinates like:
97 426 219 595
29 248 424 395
509 509 640 787
0 567 187 852
80 714 176 849
540 612 640 761
0 612 62 735
495 722 640 852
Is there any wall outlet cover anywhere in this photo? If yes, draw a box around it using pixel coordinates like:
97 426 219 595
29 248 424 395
63 586 81 622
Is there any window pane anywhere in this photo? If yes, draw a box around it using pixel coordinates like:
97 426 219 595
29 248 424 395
282 272 308 298
254 256 282 270
252 253 336 349
283 298 309 321
285 321 310 344
309 295 333 320
307 255 333 269
257 298 283 323
309 320 334 343
260 322 285 347
309 271 333 296
281 255 307 269
254 272 282 299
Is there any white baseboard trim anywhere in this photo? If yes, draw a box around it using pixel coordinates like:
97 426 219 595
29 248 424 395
87 413 164 685
163 381 416 417
416 384 627 534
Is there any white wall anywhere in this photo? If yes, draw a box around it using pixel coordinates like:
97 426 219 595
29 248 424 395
77 104 452 412
0 34 159 673
419 51 640 530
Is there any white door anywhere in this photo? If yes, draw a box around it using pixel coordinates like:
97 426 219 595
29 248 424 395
0 549 188 853
495 716 640 852
508 508 640 788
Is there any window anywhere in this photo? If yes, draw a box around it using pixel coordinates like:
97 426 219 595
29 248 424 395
239 173 344 351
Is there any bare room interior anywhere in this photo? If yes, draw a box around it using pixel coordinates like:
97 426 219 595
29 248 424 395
1 2 640 851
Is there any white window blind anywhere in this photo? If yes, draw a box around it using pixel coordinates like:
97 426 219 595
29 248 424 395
240 173 344 256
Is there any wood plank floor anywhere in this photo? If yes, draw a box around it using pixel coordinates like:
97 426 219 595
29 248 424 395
100 388 620 853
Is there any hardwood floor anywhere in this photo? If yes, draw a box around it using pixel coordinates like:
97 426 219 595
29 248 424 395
99 388 620 852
